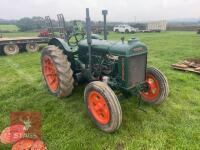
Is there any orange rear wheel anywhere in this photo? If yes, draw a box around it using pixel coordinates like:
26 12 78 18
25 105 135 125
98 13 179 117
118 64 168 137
41 45 74 97
42 56 59 92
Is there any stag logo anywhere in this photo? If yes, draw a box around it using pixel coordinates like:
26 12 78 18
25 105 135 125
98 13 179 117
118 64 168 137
19 116 32 131
10 112 41 139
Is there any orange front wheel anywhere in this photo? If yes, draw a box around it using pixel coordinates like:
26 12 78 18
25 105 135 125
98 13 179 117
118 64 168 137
140 67 169 105
84 81 122 133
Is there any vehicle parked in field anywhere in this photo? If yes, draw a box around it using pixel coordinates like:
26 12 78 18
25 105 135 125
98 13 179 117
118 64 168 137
113 25 138 33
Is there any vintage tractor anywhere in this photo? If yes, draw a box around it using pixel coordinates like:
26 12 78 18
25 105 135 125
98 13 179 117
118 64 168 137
41 9 169 133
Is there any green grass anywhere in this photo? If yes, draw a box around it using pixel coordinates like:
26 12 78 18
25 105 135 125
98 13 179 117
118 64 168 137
0 24 19 32
0 31 200 150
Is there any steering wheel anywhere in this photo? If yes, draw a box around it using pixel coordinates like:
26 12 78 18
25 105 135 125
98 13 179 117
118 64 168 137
67 32 85 47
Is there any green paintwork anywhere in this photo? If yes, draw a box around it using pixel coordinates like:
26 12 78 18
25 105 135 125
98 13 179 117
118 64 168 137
49 38 71 52
48 36 148 94
78 38 147 57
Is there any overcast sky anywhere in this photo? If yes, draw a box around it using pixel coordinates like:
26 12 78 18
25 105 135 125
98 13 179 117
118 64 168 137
0 0 199 21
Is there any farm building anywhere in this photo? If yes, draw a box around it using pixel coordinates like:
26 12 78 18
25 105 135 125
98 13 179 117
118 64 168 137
147 20 167 31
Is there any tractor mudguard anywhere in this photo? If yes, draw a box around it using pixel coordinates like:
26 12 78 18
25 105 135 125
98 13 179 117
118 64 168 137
48 38 76 70
48 38 71 52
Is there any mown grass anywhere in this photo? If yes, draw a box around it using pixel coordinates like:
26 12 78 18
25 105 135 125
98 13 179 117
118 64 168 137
0 31 200 150
0 24 19 32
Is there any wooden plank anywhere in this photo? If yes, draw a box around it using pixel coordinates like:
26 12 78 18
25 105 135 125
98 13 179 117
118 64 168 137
171 64 200 74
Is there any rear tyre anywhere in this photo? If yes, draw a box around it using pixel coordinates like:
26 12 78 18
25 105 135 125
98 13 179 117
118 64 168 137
140 67 169 105
3 44 19 55
26 43 39 52
41 45 74 97
84 81 122 133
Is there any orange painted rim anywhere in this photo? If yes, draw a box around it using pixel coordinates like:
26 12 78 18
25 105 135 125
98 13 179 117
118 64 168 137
43 56 59 92
11 139 34 150
0 125 25 144
141 74 160 101
88 91 110 125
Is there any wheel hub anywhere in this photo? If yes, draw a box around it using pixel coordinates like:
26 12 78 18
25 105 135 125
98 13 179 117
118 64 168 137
42 56 59 92
88 91 110 124
141 74 160 101
30 44 35 50
9 46 15 52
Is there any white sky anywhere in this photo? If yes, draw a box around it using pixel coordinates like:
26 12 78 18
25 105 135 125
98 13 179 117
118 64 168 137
0 0 199 21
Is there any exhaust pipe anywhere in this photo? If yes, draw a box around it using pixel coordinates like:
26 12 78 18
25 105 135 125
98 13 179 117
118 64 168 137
86 8 92 76
102 10 108 40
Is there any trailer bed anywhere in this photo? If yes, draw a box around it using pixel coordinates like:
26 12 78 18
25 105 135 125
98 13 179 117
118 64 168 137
0 36 49 55
0 37 49 45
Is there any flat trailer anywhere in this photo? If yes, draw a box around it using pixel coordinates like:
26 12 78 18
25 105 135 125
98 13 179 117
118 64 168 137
0 37 49 55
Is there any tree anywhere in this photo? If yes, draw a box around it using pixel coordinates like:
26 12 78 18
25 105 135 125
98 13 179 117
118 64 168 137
16 16 47 31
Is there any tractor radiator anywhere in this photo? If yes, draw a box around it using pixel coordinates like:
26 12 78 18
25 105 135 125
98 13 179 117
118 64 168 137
127 54 147 88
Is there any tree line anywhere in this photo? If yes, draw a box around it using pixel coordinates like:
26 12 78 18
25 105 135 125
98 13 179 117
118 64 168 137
0 16 148 32
1 16 200 32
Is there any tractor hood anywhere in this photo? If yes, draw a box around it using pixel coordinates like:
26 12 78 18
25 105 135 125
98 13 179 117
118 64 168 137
78 38 147 57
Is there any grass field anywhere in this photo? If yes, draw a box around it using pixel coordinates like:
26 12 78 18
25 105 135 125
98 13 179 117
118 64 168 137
0 31 200 150
0 24 19 32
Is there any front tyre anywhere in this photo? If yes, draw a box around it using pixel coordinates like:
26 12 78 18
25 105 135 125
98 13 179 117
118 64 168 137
140 67 169 105
84 81 122 133
41 45 74 97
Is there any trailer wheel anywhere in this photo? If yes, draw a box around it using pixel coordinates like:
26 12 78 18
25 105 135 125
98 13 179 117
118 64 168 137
84 81 122 133
41 45 74 97
140 67 169 105
3 44 19 55
26 43 39 52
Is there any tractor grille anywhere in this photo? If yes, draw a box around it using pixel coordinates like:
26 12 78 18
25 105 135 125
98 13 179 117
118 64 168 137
127 54 147 88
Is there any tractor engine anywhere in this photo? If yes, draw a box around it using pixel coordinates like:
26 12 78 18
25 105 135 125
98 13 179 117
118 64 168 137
77 37 147 90
89 54 117 78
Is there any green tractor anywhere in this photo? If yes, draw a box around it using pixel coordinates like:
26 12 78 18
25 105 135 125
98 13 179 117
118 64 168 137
41 9 169 133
